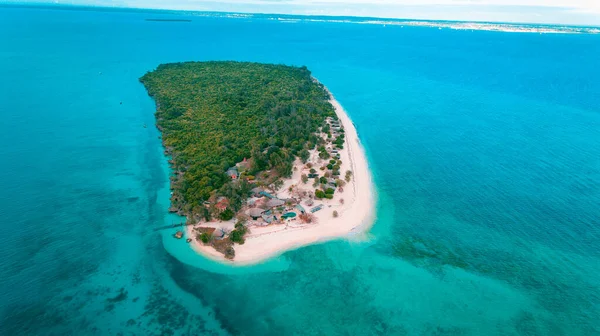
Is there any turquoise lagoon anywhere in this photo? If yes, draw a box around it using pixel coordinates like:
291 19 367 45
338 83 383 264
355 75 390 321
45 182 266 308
1 5 599 335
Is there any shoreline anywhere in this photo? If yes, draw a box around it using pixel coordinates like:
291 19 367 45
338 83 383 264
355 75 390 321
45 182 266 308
185 85 376 265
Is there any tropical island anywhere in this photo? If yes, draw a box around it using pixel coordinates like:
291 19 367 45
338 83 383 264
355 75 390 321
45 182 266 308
140 61 374 264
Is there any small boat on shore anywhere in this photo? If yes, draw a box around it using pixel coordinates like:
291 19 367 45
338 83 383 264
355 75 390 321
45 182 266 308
186 238 192 243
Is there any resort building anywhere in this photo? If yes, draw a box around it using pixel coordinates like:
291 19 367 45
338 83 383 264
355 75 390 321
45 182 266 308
261 213 276 224
310 204 324 213
251 187 263 196
266 198 285 208
226 167 239 179
215 197 229 212
212 228 226 240
248 207 265 220
259 191 276 199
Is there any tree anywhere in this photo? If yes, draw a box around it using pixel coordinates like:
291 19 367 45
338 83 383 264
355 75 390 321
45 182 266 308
140 61 336 227
309 168 316 174
199 232 212 244
325 188 335 195
301 174 308 184
230 229 246 244
336 179 346 187
315 190 326 199
312 177 319 187
219 208 234 221
200 207 211 222
299 149 310 163
319 151 330 159
273 179 284 190
299 213 315 223
345 170 353 182
236 214 248 225
332 210 338 218
224 246 235 259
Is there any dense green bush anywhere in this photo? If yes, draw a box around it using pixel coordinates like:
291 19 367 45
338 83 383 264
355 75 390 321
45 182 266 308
219 208 234 221
199 232 212 244
140 61 335 219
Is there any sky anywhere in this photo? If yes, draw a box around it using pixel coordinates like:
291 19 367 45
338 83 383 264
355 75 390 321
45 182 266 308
5 0 600 25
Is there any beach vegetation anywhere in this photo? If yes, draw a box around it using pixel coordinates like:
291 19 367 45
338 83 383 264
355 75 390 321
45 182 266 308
230 228 246 244
224 246 235 259
219 208 235 221
299 149 310 163
140 61 335 221
333 210 338 218
301 174 308 184
315 190 326 199
199 233 212 244
299 213 314 223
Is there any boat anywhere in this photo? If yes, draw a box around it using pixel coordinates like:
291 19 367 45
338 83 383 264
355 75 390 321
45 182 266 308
174 231 183 239
143 124 147 128
186 238 192 243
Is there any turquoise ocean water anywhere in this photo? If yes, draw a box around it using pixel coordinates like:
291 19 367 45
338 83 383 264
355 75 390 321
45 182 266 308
1 5 599 335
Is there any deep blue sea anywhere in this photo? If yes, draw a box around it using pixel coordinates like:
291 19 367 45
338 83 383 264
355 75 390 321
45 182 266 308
1 5 599 336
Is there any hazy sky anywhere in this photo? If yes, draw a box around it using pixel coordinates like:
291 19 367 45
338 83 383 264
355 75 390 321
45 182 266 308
8 0 600 25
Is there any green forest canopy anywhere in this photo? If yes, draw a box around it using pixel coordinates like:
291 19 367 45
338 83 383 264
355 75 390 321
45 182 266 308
140 61 336 216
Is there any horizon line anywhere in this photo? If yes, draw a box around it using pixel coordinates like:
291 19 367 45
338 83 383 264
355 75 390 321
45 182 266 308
2 2 600 28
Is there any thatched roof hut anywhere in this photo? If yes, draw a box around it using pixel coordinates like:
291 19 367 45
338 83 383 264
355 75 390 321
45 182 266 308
267 199 285 208
248 208 265 219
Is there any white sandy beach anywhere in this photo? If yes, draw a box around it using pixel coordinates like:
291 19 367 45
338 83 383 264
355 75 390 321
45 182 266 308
186 89 375 265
